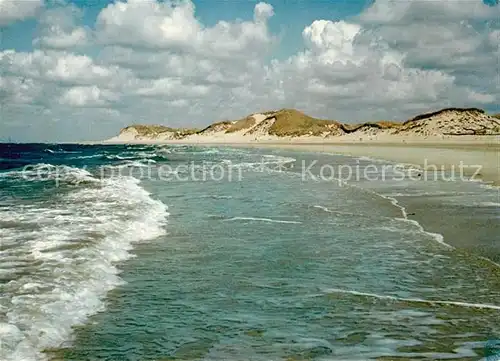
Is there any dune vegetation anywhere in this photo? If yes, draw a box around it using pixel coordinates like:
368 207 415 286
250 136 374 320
121 125 199 138
226 116 256 133
265 109 341 136
115 107 500 141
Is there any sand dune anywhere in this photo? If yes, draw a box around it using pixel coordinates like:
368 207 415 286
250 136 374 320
106 107 500 144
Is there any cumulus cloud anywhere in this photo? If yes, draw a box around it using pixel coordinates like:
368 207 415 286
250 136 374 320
268 17 466 120
0 50 118 86
59 86 118 107
34 4 89 49
135 78 211 98
0 76 42 105
0 0 43 26
95 0 275 59
303 20 361 59
96 0 200 50
0 0 498 141
359 0 500 25
254 2 274 22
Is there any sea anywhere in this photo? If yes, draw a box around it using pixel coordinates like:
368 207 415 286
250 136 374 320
0 143 499 361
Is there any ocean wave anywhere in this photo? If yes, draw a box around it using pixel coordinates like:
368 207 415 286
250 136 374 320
0 163 98 186
222 155 296 172
199 195 233 199
312 205 359 217
44 149 80 154
340 181 453 250
477 202 500 207
0 172 168 361
322 287 500 311
480 183 499 190
158 146 220 155
355 155 389 164
101 151 167 163
114 160 157 168
224 216 302 224
71 153 106 160
382 191 475 197
378 193 453 249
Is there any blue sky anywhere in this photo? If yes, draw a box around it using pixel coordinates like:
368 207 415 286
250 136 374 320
0 0 499 141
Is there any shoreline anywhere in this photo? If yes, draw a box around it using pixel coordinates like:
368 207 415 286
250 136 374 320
236 142 500 186
98 136 500 186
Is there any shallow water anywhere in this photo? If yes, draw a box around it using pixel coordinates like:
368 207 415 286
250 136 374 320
0 144 498 361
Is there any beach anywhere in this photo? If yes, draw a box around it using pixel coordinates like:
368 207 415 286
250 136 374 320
104 135 500 186
241 140 500 186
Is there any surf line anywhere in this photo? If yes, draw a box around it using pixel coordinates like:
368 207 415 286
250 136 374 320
336 178 454 249
325 288 500 311
224 217 302 224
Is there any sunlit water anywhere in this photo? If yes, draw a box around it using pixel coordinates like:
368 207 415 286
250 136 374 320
0 144 498 361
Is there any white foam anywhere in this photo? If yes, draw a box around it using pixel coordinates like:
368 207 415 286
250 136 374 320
72 153 105 159
382 191 474 197
324 288 500 311
225 217 302 224
355 155 388 164
200 195 233 199
335 180 454 249
480 183 499 190
104 151 162 161
313 205 331 212
1 164 98 185
117 160 153 168
312 205 358 217
312 178 452 251
225 155 296 172
376 192 454 249
0 171 168 361
358 185 500 268
478 202 500 207
398 217 452 249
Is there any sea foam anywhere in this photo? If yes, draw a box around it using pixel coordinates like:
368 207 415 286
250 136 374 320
323 287 500 311
0 166 168 361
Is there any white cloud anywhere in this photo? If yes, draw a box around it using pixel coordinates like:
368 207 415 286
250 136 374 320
34 5 88 49
0 0 43 26
303 20 360 58
1 0 499 141
360 0 499 24
355 0 499 96
254 2 274 22
0 50 122 86
0 76 42 104
59 86 118 107
468 90 496 104
96 0 274 58
96 0 200 49
135 78 211 98
275 19 458 112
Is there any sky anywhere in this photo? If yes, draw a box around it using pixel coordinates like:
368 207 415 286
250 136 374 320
0 0 499 142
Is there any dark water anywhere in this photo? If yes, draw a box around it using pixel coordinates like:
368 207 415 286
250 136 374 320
0 143 498 361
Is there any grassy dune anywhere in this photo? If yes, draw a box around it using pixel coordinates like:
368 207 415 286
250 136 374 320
118 108 500 140
226 116 256 133
266 109 340 136
122 125 199 138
